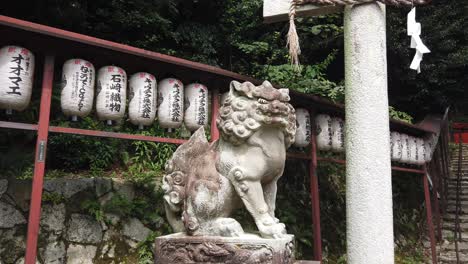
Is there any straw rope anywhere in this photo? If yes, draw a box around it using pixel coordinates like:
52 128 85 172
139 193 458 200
296 0 431 6
287 0 302 70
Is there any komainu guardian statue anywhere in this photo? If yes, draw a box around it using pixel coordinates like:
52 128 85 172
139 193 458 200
162 80 296 240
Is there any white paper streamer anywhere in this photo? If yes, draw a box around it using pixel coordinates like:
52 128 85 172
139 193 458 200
407 8 430 73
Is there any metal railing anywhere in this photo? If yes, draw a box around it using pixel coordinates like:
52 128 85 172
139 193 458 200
454 137 462 263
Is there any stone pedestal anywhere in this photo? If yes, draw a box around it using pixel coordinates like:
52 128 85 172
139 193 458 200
154 233 295 264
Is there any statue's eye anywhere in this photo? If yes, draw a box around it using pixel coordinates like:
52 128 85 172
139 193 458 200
258 98 268 104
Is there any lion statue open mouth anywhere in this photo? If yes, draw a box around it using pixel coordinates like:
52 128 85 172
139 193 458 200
162 80 296 239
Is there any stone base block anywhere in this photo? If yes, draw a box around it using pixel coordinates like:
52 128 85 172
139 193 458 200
154 232 295 264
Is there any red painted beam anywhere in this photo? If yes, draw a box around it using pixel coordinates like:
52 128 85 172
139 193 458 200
0 15 259 85
423 165 437 264
210 89 220 142
317 157 426 174
25 55 55 264
286 152 311 160
48 126 187 145
0 121 38 131
309 113 322 262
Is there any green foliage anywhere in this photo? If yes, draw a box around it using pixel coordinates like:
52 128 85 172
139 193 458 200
48 133 120 172
81 199 105 222
137 231 158 264
389 106 414 124
42 192 66 205
259 51 345 102
122 130 176 184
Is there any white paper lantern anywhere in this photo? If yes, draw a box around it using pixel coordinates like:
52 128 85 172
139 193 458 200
0 46 34 113
423 134 437 162
331 117 345 152
293 108 311 148
415 137 425 165
408 136 418 164
184 83 209 131
315 114 332 151
96 66 127 125
157 78 184 130
60 59 95 121
390 132 403 161
128 72 157 129
400 134 410 164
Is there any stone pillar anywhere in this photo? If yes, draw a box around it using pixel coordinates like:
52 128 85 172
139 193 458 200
344 2 394 263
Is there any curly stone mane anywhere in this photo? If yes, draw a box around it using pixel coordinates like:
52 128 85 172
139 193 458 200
216 81 296 147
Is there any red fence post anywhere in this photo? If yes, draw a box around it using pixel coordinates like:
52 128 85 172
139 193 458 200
430 162 442 241
423 164 437 264
210 88 220 142
24 55 55 264
309 112 322 261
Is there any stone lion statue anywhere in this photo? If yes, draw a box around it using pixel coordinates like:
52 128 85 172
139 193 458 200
162 80 296 239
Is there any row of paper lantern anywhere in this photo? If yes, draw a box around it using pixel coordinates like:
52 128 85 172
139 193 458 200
0 46 209 131
293 111 345 152
293 111 435 164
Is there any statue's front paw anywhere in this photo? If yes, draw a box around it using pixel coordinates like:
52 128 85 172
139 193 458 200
258 221 287 239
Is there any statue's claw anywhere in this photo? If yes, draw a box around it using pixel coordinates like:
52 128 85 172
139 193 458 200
257 217 287 239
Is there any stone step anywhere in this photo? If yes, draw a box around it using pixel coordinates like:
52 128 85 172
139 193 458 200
447 195 468 201
440 241 468 252
443 222 468 232
447 201 468 207
447 184 468 189
444 214 468 223
446 190 468 197
445 206 468 214
438 251 468 264
441 229 468 242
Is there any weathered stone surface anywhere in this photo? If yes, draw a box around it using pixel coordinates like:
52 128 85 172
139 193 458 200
122 218 151 242
6 180 32 211
43 179 94 198
154 233 295 264
162 81 295 239
41 241 66 264
99 243 117 259
104 213 120 226
95 178 112 197
112 179 135 201
98 192 114 207
66 244 97 264
0 179 7 197
125 238 139 249
15 257 40 264
40 203 66 233
0 232 26 263
102 227 119 242
66 214 103 244
0 201 26 228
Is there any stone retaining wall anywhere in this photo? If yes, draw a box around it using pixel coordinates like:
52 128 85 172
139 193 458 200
0 178 160 264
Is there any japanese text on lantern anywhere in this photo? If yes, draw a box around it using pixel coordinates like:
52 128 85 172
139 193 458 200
108 74 122 112
141 77 152 119
171 82 181 122
8 53 24 95
197 88 207 126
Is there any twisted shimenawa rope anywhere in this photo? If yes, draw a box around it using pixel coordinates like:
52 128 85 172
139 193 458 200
287 0 301 69
296 0 431 6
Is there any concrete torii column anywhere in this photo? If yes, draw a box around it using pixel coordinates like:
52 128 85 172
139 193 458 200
264 1 393 263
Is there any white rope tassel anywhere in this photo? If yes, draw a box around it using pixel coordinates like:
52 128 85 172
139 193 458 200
287 0 301 70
